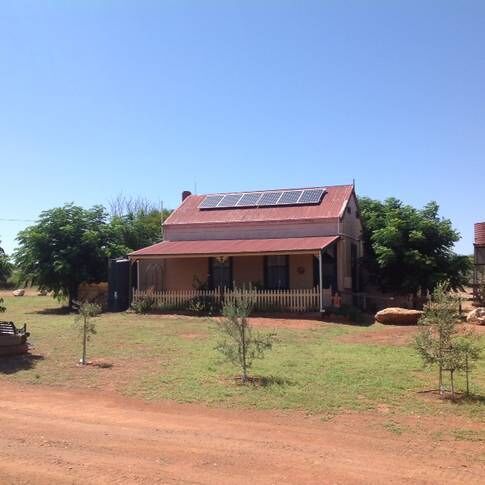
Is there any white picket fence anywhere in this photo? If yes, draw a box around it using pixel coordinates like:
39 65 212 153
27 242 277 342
132 287 332 313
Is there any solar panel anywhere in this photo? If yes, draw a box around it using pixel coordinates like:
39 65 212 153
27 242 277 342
236 192 262 207
298 188 325 204
277 190 303 205
199 195 224 209
217 193 243 208
199 188 325 210
258 191 283 206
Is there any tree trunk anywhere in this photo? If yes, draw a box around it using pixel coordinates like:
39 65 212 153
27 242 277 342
450 370 455 400
439 365 443 395
241 324 247 383
68 285 79 309
82 316 87 365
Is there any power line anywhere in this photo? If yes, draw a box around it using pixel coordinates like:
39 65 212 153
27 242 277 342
0 218 36 222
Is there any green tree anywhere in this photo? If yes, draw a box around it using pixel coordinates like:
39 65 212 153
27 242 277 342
0 239 12 284
74 301 101 365
215 295 276 383
359 197 470 294
109 194 171 252
15 204 123 307
415 283 481 398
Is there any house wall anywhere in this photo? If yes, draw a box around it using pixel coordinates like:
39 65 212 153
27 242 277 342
163 257 209 290
341 194 362 240
138 254 319 291
164 219 339 241
138 259 164 291
337 238 351 293
233 256 264 287
289 254 315 289
339 193 363 299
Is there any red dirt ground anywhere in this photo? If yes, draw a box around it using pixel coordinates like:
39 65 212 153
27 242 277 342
1 382 484 484
339 325 420 346
248 314 324 329
339 322 485 346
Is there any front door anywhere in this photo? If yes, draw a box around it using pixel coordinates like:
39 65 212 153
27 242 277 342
210 257 232 289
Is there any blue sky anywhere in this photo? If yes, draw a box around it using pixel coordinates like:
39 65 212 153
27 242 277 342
1 1 484 255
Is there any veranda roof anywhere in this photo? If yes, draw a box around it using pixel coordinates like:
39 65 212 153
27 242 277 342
129 236 339 258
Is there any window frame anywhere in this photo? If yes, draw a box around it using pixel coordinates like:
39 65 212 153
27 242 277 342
264 255 290 290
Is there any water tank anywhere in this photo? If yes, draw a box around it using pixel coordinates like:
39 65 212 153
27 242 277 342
475 222 485 247
108 258 131 312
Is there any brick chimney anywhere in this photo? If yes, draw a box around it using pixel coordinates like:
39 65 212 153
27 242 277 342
182 191 192 202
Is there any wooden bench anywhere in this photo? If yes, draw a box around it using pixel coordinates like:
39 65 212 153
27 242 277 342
0 322 30 354
0 321 29 337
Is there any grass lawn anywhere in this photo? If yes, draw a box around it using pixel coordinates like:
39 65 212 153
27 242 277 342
1 294 484 420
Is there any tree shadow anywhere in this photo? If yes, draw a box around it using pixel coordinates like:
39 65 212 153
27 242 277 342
81 359 114 369
0 354 44 375
234 375 293 387
453 393 485 405
322 314 375 327
417 389 485 404
27 306 73 315
252 312 323 322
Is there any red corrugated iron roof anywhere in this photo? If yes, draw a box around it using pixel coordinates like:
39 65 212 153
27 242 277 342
129 236 339 258
164 185 354 226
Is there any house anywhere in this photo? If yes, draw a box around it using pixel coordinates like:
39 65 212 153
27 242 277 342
129 184 363 312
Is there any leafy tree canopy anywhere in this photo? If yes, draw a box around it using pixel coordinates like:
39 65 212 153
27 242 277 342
108 194 171 252
359 197 470 294
0 239 13 283
110 209 171 253
14 204 124 307
13 198 172 307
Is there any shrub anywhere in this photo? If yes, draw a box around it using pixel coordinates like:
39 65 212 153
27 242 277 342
187 295 221 315
215 294 276 382
132 293 157 314
330 304 368 324
415 282 481 398
74 301 101 365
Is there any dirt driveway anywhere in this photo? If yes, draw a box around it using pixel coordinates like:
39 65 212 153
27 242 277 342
0 383 484 484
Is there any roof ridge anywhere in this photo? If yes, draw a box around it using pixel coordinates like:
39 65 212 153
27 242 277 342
193 183 352 198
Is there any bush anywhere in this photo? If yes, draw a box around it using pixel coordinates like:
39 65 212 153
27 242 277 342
330 304 368 324
416 282 481 398
187 295 221 315
157 303 181 313
215 294 276 382
74 301 101 365
132 294 157 314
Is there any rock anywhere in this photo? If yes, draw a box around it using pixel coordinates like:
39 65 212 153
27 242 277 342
37 289 48 296
466 308 485 325
375 307 423 325
12 289 25 297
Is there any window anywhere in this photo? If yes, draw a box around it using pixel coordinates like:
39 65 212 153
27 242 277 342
210 257 232 289
265 255 289 289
